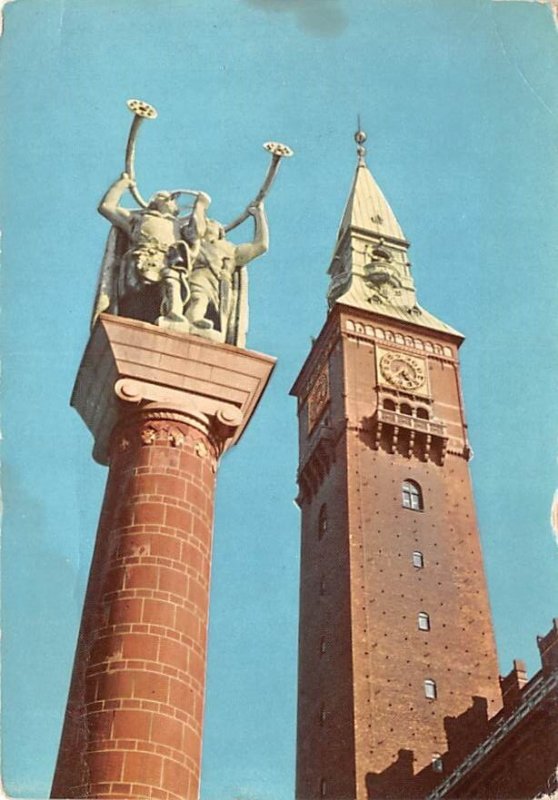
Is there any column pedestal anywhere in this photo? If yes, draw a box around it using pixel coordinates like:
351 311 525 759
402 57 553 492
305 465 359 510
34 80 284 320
51 315 275 800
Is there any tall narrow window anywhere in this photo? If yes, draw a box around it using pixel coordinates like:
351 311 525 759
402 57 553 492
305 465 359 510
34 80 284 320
424 679 437 700
320 636 327 655
402 480 423 511
412 551 424 569
418 612 431 631
432 754 444 773
320 779 327 797
318 504 328 540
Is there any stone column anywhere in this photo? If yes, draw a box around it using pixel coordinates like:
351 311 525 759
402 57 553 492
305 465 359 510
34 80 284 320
51 315 275 800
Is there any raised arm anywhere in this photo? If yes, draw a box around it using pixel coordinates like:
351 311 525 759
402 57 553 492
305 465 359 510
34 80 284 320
180 191 212 260
234 202 269 266
98 172 134 235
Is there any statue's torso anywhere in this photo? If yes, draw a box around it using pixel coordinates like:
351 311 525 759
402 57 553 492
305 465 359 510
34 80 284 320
195 238 237 276
122 212 183 290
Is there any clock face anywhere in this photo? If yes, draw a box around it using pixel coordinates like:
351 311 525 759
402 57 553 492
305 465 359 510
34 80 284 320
380 352 426 391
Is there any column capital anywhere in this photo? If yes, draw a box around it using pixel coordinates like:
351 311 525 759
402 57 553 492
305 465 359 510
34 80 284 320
72 314 276 465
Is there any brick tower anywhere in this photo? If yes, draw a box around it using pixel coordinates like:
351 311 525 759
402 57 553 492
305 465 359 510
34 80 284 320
51 315 274 800
291 132 501 800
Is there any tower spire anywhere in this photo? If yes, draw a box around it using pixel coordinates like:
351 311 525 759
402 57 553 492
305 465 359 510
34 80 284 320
326 129 460 337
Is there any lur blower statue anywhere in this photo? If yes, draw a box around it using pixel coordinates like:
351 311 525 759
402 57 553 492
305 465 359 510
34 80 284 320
93 99 292 347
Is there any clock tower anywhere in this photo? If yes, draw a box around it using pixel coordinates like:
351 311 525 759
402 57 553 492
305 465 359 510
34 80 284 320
291 132 501 800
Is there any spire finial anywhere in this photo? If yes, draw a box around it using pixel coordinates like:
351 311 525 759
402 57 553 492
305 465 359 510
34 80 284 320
355 115 367 164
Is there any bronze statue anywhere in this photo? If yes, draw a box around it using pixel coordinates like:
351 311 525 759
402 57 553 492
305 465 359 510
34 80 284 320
92 99 292 347
185 203 268 347
96 173 209 324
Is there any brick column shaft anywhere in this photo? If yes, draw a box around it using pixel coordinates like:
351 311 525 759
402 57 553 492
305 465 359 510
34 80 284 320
51 316 275 800
51 408 219 800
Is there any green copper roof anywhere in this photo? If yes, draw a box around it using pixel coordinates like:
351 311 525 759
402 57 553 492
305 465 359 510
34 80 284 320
337 158 406 244
327 150 462 339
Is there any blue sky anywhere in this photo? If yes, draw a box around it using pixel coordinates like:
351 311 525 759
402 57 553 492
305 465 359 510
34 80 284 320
0 1 557 798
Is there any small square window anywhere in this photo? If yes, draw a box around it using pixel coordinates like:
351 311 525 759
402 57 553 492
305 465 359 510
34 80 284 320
424 679 437 700
412 551 424 569
418 612 430 631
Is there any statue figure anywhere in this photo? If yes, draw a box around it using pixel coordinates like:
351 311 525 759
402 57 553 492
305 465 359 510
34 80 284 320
92 99 292 347
184 202 268 347
94 172 209 325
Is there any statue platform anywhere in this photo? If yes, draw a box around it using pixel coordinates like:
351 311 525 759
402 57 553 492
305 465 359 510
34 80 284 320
71 313 276 465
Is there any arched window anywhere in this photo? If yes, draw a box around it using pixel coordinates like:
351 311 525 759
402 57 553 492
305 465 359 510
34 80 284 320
412 551 424 569
402 480 423 511
383 398 396 411
424 679 437 700
400 402 412 416
418 612 431 631
416 407 429 420
318 504 328 539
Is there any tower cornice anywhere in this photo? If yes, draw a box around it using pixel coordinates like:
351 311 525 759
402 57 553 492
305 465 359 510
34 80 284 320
290 302 464 403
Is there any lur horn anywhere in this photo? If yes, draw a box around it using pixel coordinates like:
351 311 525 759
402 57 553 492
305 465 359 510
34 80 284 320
125 98 158 209
224 141 294 233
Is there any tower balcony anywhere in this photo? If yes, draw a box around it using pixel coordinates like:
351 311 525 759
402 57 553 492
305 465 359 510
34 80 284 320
371 406 448 464
376 406 446 438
